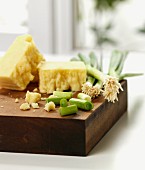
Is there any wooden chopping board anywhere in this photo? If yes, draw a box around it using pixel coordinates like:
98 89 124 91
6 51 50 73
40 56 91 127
0 80 127 156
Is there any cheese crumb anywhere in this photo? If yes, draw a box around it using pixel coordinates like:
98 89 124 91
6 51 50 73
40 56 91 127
31 103 39 109
41 97 47 101
15 98 19 103
20 103 30 110
44 102 55 112
48 95 57 98
25 91 41 104
33 88 38 92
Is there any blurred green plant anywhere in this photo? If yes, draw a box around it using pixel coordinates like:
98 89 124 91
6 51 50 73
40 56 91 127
91 0 127 48
138 23 145 34
90 21 117 47
93 0 127 11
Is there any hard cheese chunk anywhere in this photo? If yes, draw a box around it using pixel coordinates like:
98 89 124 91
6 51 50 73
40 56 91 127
39 61 87 93
0 34 45 90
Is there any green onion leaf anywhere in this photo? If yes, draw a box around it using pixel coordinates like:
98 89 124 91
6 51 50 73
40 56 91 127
119 73 144 81
89 52 98 69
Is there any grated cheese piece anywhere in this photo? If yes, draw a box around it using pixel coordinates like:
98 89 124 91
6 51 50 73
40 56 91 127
31 103 39 109
33 88 38 92
15 98 19 103
25 91 41 104
20 103 30 111
44 101 55 112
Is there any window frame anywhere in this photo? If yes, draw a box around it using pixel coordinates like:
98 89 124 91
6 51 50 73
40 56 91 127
0 0 74 54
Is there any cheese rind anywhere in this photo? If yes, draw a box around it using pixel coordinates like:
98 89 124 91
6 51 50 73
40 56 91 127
0 34 45 90
38 61 87 93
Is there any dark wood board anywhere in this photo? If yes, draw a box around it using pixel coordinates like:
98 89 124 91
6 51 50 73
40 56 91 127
0 80 127 156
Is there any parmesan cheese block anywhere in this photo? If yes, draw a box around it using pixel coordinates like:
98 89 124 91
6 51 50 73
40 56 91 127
38 61 87 93
0 34 45 90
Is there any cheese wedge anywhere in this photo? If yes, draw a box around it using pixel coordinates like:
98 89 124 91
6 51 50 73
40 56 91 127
0 34 45 90
38 61 87 93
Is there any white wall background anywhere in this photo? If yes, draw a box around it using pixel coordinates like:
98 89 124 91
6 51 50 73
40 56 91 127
0 0 145 54
113 0 145 51
77 0 145 52
0 0 73 54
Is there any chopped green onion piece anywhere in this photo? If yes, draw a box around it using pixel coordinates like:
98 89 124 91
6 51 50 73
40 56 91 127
53 91 73 99
60 98 68 107
46 97 63 105
77 93 91 102
59 105 78 116
69 98 93 111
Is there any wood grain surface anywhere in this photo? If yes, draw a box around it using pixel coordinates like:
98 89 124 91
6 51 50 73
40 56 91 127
0 80 127 156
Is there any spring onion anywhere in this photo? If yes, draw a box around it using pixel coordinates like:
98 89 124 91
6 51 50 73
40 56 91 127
108 50 128 78
72 52 103 98
71 50 143 103
59 105 78 116
69 98 94 111
80 53 104 98
86 64 123 103
53 91 73 99
119 73 143 80
89 52 98 69
108 50 143 80
46 97 63 105
77 92 91 102
71 52 121 102
60 98 68 107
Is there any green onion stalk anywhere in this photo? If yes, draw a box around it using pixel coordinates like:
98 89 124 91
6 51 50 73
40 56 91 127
71 52 103 98
106 50 143 102
86 50 143 102
71 50 143 103
86 64 123 103
108 50 143 81
81 77 103 98
104 50 143 101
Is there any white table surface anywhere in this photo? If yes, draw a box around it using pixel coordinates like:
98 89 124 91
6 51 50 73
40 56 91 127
0 51 145 170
